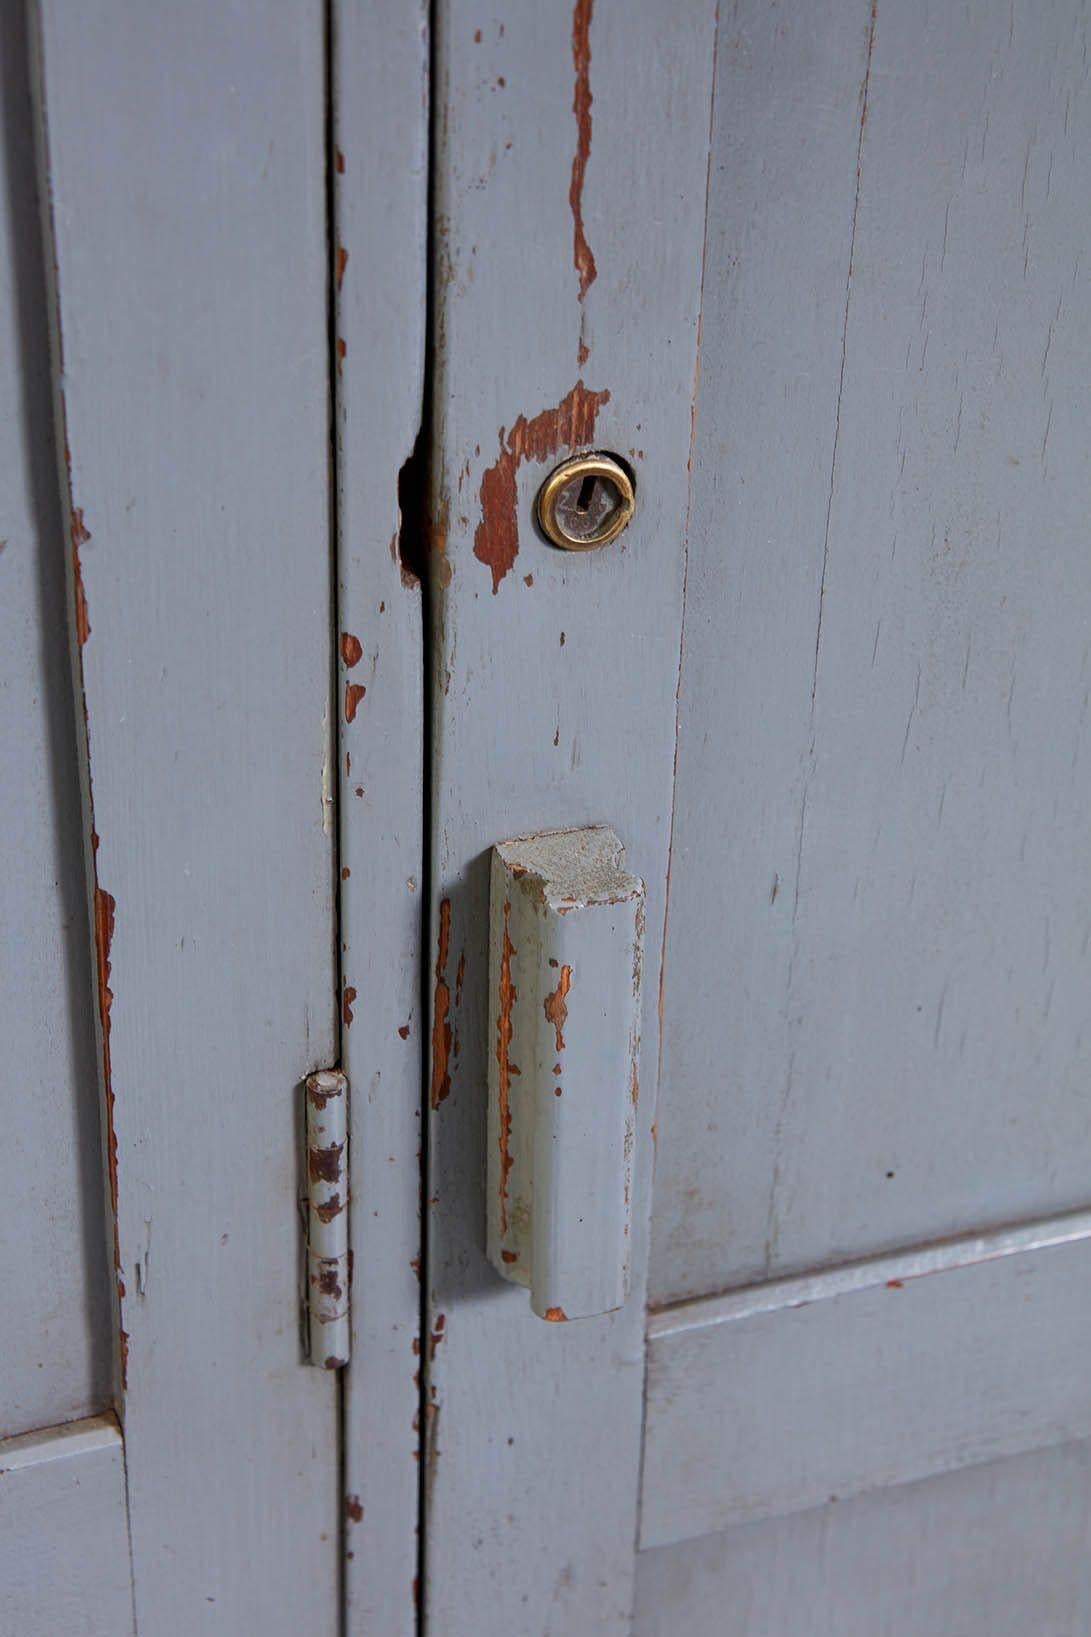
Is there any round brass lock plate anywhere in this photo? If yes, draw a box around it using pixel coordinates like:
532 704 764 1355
536 453 635 551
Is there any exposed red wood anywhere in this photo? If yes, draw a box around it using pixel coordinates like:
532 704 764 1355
543 963 572 1053
473 381 609 592
430 899 452 1107
71 507 91 647
496 901 520 1233
569 0 597 303
340 632 363 667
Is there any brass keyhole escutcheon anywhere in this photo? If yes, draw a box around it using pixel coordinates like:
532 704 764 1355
536 453 635 551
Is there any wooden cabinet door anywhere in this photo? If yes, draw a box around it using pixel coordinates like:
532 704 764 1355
421 3 1091 1633
13 4 345 1630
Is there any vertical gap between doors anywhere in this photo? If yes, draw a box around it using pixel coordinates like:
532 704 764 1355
323 2 348 1630
412 6 439 1628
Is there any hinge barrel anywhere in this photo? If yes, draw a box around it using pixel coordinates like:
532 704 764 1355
305 1070 350 1368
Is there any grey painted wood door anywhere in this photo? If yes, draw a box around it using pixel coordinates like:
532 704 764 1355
7 3 347 1631
421 1 1091 1633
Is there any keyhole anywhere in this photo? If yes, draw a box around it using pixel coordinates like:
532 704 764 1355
575 474 598 515
536 452 635 550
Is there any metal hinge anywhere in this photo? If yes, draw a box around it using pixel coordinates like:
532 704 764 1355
304 1070 350 1369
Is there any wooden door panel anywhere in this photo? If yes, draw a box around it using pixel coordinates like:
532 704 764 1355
421 2 716 1629
642 1213 1091 1546
651 0 1091 1300
1 0 111 1439
0 1417 134 1635
34 4 340 1628
635 1439 1091 1637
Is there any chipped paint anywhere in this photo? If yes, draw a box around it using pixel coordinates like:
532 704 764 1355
570 0 597 310
430 899 452 1107
340 632 363 667
496 901 519 1233
345 681 367 722
71 507 91 647
343 985 357 1027
544 963 572 1053
336 246 349 291
473 382 610 592
345 1495 363 1523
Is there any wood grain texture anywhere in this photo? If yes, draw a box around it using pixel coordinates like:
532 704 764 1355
423 2 717 1629
0 0 111 1437
33 6 339 1629
333 3 428 1627
635 1439 1091 1637
0 1415 134 1635
641 1221 1091 1547
650 0 1091 1304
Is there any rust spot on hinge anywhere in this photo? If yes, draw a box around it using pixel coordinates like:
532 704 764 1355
543 1306 568 1322
501 1249 518 1264
429 1312 447 1359
309 1142 344 1184
344 681 366 722
317 1267 343 1299
345 1495 363 1523
342 984 357 1027
570 0 597 306
340 632 363 667
307 1078 341 1111
430 900 452 1107
544 964 572 1053
335 246 349 292
316 1193 344 1224
473 381 610 593
71 508 92 647
496 901 520 1233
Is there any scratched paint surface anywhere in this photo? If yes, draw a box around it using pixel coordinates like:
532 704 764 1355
650 0 1091 1306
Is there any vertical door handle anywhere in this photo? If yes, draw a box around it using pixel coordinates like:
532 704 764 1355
486 826 645 1320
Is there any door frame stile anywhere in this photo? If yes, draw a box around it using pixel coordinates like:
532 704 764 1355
332 2 430 1631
